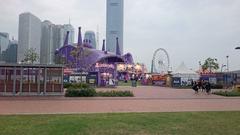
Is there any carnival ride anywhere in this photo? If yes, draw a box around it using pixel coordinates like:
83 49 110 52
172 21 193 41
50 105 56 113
151 48 170 74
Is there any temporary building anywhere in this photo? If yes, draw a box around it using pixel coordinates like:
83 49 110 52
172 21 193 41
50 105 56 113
173 62 200 85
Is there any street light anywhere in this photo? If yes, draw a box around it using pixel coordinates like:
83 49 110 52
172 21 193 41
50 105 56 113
221 64 226 72
235 47 240 49
226 56 229 72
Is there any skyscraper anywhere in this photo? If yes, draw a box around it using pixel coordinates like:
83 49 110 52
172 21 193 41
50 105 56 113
84 31 97 49
18 12 41 63
0 32 10 53
40 20 54 64
40 21 75 64
5 40 18 63
63 24 74 46
106 0 124 55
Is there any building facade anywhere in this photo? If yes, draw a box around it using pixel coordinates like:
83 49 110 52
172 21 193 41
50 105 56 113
63 24 75 46
18 12 42 63
4 40 18 63
40 21 75 64
84 31 97 49
40 20 54 64
106 0 124 55
0 32 9 53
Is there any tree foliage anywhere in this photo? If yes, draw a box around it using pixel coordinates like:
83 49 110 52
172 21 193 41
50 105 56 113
201 57 219 72
23 48 39 64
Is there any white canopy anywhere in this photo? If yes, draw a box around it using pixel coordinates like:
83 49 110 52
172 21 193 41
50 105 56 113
173 62 199 82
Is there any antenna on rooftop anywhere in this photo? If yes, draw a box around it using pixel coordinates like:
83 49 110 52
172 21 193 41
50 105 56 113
68 17 71 24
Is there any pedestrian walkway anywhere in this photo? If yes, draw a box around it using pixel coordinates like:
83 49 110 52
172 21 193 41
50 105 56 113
0 86 239 115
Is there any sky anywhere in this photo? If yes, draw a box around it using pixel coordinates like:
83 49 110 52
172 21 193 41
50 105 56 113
0 0 240 71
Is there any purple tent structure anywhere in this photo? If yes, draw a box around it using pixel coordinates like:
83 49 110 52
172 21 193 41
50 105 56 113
55 26 134 86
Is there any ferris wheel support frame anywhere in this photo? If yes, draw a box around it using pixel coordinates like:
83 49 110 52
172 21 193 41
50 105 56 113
151 48 170 74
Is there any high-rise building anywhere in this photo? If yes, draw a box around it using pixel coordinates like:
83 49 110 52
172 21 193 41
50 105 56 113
106 0 124 55
17 12 41 63
40 21 75 64
63 24 74 46
40 20 54 64
5 40 18 63
0 32 10 53
84 31 97 49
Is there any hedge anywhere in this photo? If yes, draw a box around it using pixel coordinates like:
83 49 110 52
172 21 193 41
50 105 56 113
213 90 240 97
97 90 134 97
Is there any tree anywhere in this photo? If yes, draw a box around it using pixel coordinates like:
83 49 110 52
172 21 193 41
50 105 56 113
201 57 219 72
23 48 39 64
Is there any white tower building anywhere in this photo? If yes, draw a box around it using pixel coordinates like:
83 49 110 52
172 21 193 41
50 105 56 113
63 24 74 46
106 0 124 55
0 32 10 52
18 12 41 63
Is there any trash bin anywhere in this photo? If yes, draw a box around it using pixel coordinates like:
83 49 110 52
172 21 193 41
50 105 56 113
132 80 137 87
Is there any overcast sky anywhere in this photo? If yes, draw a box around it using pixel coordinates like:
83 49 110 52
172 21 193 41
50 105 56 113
0 0 240 71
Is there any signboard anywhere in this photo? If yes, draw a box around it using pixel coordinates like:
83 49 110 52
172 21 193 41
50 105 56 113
63 76 69 83
87 72 98 86
153 80 166 86
172 77 181 87
209 77 217 84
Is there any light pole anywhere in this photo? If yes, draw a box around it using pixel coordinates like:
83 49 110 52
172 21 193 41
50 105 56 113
221 64 226 72
235 47 240 50
226 56 229 72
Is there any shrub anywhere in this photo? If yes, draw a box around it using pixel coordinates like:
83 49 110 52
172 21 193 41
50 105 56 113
213 90 240 97
65 89 80 97
65 87 96 97
211 84 223 89
67 83 90 89
97 90 134 97
63 83 72 88
78 87 96 97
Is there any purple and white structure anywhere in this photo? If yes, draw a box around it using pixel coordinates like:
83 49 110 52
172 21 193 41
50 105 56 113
55 26 134 86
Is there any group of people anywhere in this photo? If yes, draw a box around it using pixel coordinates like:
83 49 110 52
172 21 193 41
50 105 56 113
192 80 212 94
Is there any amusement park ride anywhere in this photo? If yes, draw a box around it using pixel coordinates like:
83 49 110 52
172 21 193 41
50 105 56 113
151 48 171 74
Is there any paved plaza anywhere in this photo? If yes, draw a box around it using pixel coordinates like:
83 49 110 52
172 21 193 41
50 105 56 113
0 86 240 115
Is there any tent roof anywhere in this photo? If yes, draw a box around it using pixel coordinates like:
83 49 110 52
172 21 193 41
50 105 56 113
173 62 198 75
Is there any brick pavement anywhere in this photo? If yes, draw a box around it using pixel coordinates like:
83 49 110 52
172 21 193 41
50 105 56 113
0 86 240 115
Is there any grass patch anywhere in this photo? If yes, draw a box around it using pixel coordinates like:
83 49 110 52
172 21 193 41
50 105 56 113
213 90 240 97
117 81 142 86
0 112 240 135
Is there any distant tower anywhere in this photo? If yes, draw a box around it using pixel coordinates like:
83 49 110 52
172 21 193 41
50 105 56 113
96 25 100 50
102 39 106 51
0 32 10 52
63 24 74 45
84 31 97 49
106 0 124 55
18 12 41 63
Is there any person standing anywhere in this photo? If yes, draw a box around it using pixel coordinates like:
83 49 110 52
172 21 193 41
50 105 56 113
202 80 206 92
205 81 211 95
192 81 199 94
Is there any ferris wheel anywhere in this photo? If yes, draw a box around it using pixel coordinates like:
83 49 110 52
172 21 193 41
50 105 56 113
151 48 170 74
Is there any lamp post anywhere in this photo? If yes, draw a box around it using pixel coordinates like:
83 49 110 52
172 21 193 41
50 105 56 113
221 64 226 72
235 47 240 50
226 56 229 72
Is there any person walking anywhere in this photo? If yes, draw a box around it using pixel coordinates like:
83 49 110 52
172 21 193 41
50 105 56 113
192 81 199 94
198 80 202 92
202 80 206 92
205 81 211 95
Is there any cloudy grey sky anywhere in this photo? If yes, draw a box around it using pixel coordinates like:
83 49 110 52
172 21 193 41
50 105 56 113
0 0 240 71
